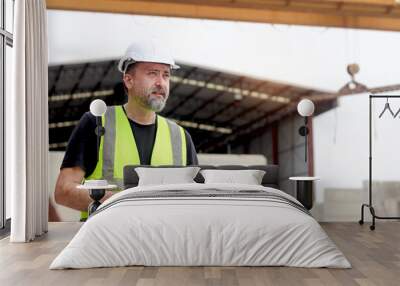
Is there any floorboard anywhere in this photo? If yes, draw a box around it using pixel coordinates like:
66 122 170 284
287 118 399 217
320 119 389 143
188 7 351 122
0 222 399 286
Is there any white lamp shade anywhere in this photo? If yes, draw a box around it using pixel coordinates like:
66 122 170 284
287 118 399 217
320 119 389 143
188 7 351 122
90 99 107 117
297 99 315 117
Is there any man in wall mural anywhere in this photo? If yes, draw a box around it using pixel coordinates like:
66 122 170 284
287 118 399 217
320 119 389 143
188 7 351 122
53 39 198 221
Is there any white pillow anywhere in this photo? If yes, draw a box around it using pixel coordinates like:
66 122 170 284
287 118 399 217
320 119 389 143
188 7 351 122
200 169 266 185
135 167 200 186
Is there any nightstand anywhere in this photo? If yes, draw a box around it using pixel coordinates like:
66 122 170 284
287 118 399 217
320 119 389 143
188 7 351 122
289 177 320 210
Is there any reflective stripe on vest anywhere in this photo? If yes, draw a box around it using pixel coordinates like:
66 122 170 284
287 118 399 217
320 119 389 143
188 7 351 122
82 105 187 220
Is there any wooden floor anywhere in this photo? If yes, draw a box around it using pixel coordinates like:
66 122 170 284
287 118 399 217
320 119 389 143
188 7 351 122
0 222 399 286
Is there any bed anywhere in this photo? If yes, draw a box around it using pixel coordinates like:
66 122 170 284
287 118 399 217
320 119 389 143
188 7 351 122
50 165 351 269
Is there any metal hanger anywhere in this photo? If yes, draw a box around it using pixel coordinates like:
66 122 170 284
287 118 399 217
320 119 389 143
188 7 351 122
394 106 400 118
378 97 395 118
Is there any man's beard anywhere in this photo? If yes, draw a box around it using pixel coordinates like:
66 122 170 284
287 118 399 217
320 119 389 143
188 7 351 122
135 86 169 112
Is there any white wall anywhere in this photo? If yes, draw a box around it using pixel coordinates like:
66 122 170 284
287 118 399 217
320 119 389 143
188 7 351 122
313 92 400 221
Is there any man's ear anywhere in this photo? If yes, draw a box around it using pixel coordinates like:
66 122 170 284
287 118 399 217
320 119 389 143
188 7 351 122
123 73 134 90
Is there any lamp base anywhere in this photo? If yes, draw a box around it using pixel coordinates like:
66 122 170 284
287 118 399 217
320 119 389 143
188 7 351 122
88 201 102 216
88 189 106 216
296 180 313 210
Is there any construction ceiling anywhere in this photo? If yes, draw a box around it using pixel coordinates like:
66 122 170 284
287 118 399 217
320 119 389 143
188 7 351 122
46 0 400 31
48 61 336 152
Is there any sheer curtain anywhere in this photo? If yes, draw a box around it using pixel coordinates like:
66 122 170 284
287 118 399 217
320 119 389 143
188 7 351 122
7 0 48 242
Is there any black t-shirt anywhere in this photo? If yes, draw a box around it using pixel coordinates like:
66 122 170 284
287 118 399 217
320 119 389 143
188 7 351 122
61 108 198 176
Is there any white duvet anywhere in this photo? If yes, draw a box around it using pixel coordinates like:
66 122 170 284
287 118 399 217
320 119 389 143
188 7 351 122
50 183 351 269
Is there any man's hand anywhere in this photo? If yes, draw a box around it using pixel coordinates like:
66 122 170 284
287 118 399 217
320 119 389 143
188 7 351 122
54 167 116 212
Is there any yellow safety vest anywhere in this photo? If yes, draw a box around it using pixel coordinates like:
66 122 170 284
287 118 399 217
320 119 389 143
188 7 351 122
81 105 187 220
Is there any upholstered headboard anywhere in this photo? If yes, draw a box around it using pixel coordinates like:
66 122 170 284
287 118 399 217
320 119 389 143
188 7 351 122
123 165 280 190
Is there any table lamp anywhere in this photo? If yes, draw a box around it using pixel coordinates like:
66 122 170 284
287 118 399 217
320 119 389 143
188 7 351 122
85 99 108 216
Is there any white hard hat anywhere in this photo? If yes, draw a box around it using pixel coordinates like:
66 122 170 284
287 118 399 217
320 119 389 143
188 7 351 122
118 40 180 73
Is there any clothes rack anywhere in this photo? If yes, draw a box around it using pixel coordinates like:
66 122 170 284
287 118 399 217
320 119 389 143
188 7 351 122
359 95 400 230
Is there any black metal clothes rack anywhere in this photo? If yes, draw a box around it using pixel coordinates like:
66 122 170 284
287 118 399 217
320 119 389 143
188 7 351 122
359 95 400 230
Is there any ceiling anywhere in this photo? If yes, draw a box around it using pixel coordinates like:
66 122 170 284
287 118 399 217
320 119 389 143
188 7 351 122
48 60 336 152
46 0 400 31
